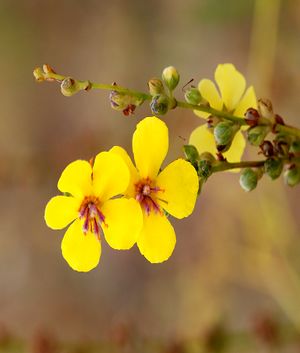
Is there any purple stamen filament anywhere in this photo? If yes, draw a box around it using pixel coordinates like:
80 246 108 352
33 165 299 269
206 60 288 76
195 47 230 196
135 178 167 216
78 196 106 239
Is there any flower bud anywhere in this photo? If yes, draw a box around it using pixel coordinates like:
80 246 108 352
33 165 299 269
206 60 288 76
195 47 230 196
162 66 180 91
247 126 269 146
214 121 239 150
260 141 274 157
284 165 300 187
33 67 45 82
264 157 283 180
60 77 80 97
290 140 300 154
183 145 199 166
184 87 202 105
197 153 215 181
150 94 169 115
245 108 260 126
258 98 274 119
239 168 258 192
148 78 165 96
109 90 129 111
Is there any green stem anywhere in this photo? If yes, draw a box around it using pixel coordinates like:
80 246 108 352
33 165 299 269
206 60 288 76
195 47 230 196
212 157 300 173
34 65 300 138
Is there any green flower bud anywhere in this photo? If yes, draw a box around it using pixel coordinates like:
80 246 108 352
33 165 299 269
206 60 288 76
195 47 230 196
33 67 44 82
109 90 129 111
284 165 300 187
264 157 283 180
162 66 180 91
247 126 269 146
150 94 169 115
148 78 165 96
258 98 274 119
214 121 239 148
197 153 215 181
183 145 200 165
239 168 258 192
290 140 300 154
60 77 81 97
184 87 202 105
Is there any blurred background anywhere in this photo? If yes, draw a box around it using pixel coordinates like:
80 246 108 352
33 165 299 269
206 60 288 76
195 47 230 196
1 0 300 352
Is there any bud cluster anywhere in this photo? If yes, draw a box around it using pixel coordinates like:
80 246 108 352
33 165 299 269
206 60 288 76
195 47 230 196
148 66 180 115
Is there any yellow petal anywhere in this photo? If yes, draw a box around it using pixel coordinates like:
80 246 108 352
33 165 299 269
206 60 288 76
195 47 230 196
137 213 176 263
215 64 246 111
61 219 101 272
195 79 223 118
189 124 217 156
234 86 257 118
101 198 143 250
223 130 246 170
45 196 81 230
92 151 130 201
58 160 92 199
132 116 168 179
156 159 198 219
189 125 246 173
110 146 139 198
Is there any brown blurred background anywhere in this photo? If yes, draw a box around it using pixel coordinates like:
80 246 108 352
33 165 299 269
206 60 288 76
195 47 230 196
1 0 300 351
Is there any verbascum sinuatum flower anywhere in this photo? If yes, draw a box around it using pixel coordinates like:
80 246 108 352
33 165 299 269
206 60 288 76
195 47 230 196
189 63 257 163
111 116 199 264
44 152 143 272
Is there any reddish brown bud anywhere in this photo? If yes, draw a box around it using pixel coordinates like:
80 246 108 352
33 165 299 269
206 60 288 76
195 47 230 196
245 108 260 126
260 141 274 157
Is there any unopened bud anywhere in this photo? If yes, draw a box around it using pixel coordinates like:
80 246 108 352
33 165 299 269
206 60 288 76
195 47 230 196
260 141 274 157
162 66 180 91
245 108 260 126
109 90 129 111
247 126 269 146
183 145 200 166
33 67 44 82
239 168 258 192
184 87 202 105
284 165 300 187
197 153 215 181
60 78 81 97
214 121 239 151
150 94 169 115
264 157 283 180
148 78 165 96
290 140 300 154
258 98 274 119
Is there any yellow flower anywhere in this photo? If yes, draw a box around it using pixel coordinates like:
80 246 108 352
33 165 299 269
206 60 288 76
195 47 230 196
111 116 199 264
190 63 257 163
44 151 143 272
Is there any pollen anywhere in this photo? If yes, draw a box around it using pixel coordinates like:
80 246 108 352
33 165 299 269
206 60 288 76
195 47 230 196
78 196 106 239
135 178 166 216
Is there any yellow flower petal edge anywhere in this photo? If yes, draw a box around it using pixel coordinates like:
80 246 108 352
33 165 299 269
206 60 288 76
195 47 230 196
61 219 101 272
137 212 176 264
132 116 168 179
92 151 130 201
101 198 143 250
45 196 81 230
58 160 92 199
195 79 223 119
189 124 217 156
109 146 139 198
215 63 246 112
156 159 199 219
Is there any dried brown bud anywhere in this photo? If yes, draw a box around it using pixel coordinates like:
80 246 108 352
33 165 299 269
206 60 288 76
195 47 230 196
245 108 260 126
258 98 274 119
253 314 279 346
260 141 274 157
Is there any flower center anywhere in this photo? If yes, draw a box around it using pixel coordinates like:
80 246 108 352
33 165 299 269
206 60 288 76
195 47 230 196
78 196 106 239
135 178 166 216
